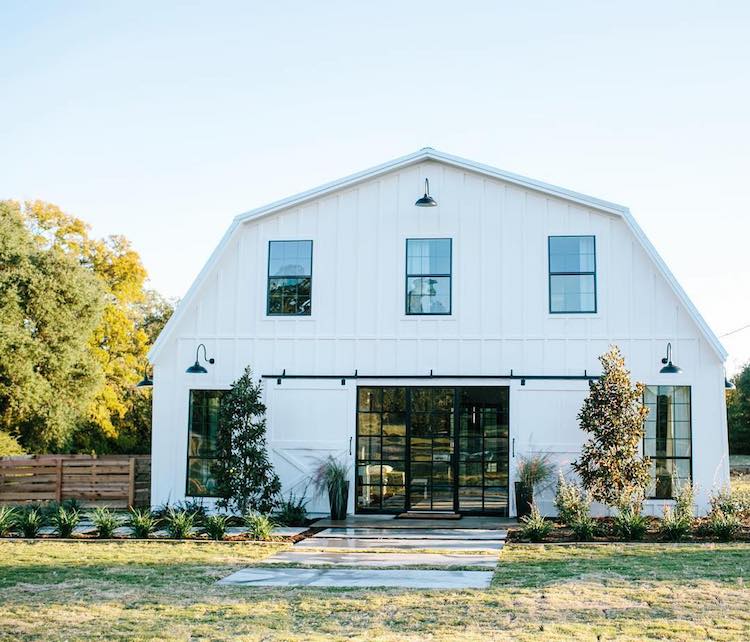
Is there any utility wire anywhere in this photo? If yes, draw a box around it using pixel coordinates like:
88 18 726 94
720 323 750 338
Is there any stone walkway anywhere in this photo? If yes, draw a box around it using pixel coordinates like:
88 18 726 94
219 520 508 589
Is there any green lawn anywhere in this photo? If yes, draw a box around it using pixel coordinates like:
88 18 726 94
1 540 749 641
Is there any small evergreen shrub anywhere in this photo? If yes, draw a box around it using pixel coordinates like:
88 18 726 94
570 514 598 541
554 472 590 525
164 508 195 539
674 482 696 521
519 504 552 542
709 487 750 519
245 512 275 541
50 505 81 538
204 514 229 540
0 507 17 536
128 508 157 539
613 489 648 541
660 505 691 542
275 492 308 526
174 499 207 525
91 507 121 539
16 507 44 538
708 509 741 541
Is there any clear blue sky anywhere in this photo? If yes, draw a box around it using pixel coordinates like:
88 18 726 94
1 1 749 371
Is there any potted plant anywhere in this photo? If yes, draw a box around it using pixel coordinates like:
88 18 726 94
312 456 349 520
515 454 554 519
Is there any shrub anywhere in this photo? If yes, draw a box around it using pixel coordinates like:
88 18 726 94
517 454 555 490
0 506 17 536
50 505 81 538
613 489 648 541
570 514 598 541
164 508 195 539
16 507 44 538
709 486 750 519
554 472 590 525
660 505 691 542
674 482 696 521
245 512 275 541
204 514 229 540
275 492 309 526
519 503 552 542
91 507 121 539
128 508 157 539
174 499 207 526
707 509 741 541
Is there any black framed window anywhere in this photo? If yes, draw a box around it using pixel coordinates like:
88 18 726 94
643 385 691 499
548 235 596 313
186 390 224 497
267 240 312 315
406 238 452 315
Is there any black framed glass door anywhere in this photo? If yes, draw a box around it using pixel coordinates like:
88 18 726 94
356 386 509 515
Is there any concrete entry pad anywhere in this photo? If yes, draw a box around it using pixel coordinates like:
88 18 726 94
294 537 504 551
263 550 498 568
318 527 507 540
218 567 494 588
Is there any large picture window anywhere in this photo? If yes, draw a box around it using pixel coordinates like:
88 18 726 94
186 390 224 497
406 238 452 315
643 385 691 499
548 235 596 313
267 240 312 315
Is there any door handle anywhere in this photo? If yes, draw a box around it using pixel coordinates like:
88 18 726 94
349 436 353 456
512 437 515 458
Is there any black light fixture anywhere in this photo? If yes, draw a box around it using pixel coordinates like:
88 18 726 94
135 365 153 388
659 342 682 374
186 343 215 374
415 178 437 207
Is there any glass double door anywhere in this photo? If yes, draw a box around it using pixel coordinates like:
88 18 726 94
356 386 509 515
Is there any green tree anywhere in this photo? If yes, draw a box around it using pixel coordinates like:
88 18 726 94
0 201 104 450
215 366 281 513
727 363 750 454
572 346 651 506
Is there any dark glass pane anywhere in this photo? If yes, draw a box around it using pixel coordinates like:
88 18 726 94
358 413 381 436
382 436 406 459
187 458 219 497
410 437 431 461
484 486 507 509
382 413 406 436
406 276 451 314
382 485 406 510
268 277 311 315
459 487 483 511
357 485 380 509
382 388 406 412
550 274 596 313
460 462 482 486
410 413 430 436
411 389 431 412
356 436 380 461
358 388 382 412
382 462 406 486
189 391 222 457
549 236 595 273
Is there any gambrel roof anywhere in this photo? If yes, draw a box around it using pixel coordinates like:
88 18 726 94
149 148 727 361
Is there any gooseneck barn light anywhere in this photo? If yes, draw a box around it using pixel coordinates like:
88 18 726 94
135 365 153 388
659 342 682 374
415 178 437 207
186 343 215 374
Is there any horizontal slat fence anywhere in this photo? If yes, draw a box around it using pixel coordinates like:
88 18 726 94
0 455 150 508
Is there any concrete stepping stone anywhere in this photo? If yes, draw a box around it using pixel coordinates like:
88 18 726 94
317 528 506 540
294 537 503 552
263 550 497 568
218 567 493 588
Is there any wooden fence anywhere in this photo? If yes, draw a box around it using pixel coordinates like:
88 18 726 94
0 455 150 508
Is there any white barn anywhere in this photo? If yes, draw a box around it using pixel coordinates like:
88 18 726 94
148 148 729 517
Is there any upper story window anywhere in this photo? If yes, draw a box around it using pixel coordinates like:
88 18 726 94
643 385 692 499
406 238 452 315
267 240 313 315
548 235 596 313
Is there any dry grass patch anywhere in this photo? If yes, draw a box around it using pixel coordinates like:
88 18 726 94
0 541 749 641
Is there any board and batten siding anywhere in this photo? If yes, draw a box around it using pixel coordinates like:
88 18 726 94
150 159 729 514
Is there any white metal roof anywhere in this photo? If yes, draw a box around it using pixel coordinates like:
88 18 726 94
148 148 726 362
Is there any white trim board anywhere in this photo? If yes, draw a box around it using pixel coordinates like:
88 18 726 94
148 148 726 362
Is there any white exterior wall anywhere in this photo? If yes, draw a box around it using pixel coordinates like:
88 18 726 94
150 159 729 515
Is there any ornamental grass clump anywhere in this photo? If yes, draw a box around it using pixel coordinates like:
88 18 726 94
91 507 121 539
519 503 552 542
571 514 598 541
16 507 44 538
204 514 229 541
660 482 695 542
312 456 350 520
164 508 195 539
613 489 648 541
707 508 741 541
275 491 309 526
0 507 17 536
128 508 157 539
50 505 81 538
245 511 275 541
